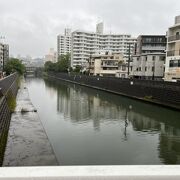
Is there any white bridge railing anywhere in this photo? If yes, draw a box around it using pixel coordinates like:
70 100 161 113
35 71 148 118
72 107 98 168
0 166 180 180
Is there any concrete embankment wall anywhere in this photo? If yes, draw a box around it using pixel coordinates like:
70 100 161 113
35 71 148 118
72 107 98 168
47 72 180 110
0 73 19 166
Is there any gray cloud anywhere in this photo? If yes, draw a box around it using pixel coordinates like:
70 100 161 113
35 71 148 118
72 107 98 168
0 0 179 57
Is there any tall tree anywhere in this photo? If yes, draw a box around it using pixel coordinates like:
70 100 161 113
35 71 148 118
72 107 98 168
4 58 25 75
57 53 70 72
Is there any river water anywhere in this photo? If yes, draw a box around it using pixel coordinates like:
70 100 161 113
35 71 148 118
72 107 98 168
26 77 180 165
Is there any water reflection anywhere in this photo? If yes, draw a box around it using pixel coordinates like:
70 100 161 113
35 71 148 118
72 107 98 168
26 77 180 165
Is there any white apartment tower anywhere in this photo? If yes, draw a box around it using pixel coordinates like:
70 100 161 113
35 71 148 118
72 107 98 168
71 23 136 68
165 15 180 81
57 28 71 59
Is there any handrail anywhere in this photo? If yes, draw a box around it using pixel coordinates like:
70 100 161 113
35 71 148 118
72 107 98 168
0 166 180 179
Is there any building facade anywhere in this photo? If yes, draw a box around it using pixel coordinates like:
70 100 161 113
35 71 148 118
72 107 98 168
0 43 3 72
130 35 166 80
71 23 136 69
165 15 180 81
130 53 165 80
57 28 71 59
0 43 9 73
45 48 57 63
3 44 9 66
134 35 166 55
89 51 127 78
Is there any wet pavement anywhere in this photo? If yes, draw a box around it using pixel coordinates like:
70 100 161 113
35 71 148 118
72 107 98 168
3 79 58 166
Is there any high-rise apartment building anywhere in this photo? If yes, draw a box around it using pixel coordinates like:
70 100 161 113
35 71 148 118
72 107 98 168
0 43 9 73
3 44 9 66
71 23 136 68
57 28 71 59
165 15 180 81
0 43 3 72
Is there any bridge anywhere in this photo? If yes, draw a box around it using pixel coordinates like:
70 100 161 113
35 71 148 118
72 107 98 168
25 66 37 76
25 66 43 76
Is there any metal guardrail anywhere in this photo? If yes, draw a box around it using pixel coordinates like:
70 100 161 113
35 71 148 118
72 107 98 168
0 166 180 179
0 73 18 96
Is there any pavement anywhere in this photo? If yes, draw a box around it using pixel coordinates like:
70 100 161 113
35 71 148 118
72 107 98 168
3 79 58 166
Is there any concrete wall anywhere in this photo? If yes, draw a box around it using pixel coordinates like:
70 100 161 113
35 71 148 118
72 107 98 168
48 72 180 110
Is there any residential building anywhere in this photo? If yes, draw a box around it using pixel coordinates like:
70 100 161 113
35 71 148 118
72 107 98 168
0 43 3 73
71 23 136 69
134 35 166 55
130 35 166 80
3 44 9 66
45 48 57 63
0 43 9 73
89 50 127 78
57 28 71 59
130 53 165 80
165 15 180 81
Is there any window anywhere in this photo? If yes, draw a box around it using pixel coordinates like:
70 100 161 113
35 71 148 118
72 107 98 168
169 60 180 67
145 67 147 71
152 56 156 61
122 65 126 71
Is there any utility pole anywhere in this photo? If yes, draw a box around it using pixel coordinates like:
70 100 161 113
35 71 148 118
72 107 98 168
152 60 155 80
127 43 131 77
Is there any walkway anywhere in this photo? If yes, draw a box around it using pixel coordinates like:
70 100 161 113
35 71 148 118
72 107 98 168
3 79 58 166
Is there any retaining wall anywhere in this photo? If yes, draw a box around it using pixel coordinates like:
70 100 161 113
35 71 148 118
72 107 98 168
47 72 180 110
0 73 19 166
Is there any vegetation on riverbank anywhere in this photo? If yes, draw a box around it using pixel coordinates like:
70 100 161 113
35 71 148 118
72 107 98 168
6 91 16 113
4 58 25 75
44 54 85 74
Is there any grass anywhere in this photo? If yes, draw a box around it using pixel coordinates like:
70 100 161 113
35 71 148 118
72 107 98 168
144 95 153 100
6 92 16 113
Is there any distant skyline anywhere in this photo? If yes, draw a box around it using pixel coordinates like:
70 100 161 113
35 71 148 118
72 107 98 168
0 0 180 58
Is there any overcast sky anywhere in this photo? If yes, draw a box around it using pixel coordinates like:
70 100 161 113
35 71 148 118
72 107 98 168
0 0 180 58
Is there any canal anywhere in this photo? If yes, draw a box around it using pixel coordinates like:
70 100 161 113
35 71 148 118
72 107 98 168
26 77 180 165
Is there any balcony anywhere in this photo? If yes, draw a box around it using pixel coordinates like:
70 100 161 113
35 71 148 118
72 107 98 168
142 46 165 51
167 50 180 57
168 35 180 42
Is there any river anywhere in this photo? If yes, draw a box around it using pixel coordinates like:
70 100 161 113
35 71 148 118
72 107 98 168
25 77 180 165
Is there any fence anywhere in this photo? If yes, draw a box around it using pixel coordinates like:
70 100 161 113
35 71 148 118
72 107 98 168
0 73 19 166
48 72 180 110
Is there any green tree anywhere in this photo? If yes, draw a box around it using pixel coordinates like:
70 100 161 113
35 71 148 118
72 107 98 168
57 54 70 72
4 58 25 75
73 65 82 73
44 61 56 72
